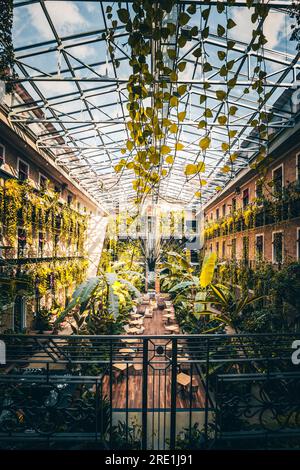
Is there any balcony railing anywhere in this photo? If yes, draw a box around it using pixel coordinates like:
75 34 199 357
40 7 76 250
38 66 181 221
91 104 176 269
205 197 300 241
0 333 299 450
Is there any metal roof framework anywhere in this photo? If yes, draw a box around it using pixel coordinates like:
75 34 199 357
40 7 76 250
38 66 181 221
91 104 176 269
7 0 300 211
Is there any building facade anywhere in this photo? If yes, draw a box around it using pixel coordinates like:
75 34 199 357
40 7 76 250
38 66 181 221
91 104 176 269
0 86 108 332
203 122 300 267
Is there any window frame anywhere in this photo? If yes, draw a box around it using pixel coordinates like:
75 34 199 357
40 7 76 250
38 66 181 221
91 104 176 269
0 143 5 167
272 163 284 195
272 230 284 264
255 233 264 260
17 158 29 182
39 172 48 191
296 153 300 182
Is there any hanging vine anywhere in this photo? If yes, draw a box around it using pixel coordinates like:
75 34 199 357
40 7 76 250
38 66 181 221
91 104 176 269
105 1 275 208
0 0 16 93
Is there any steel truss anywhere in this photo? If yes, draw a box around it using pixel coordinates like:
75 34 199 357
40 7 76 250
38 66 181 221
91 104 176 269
5 1 300 209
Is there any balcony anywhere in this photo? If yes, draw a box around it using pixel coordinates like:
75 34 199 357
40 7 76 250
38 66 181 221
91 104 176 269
0 332 299 450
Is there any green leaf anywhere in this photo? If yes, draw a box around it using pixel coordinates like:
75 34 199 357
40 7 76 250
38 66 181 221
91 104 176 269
179 12 190 26
216 89 227 101
203 62 212 73
217 24 225 37
202 8 210 20
227 18 236 29
193 47 202 58
217 50 226 61
167 49 176 60
117 8 129 24
178 62 187 72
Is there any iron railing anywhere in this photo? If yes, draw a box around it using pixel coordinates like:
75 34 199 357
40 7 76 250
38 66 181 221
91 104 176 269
0 333 299 450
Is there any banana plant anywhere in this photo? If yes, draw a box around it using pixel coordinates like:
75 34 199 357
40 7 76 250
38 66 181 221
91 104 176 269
54 272 140 330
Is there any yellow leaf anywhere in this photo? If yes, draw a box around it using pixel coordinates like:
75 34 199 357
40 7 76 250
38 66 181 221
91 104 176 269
177 85 187 96
161 169 167 177
218 115 227 125
169 123 178 133
165 155 174 165
199 136 211 150
221 142 229 152
161 145 171 155
121 148 126 155
195 191 202 198
126 140 134 151
175 142 184 151
222 165 230 173
170 96 179 107
185 164 198 176
197 161 206 172
178 111 186 122
199 252 217 288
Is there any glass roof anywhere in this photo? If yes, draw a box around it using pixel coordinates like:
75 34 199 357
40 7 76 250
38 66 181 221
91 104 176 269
9 1 300 211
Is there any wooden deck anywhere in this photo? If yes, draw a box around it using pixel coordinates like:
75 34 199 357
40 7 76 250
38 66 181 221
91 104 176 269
103 301 206 410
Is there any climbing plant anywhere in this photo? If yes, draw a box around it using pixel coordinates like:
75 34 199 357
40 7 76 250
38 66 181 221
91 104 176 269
0 0 16 93
104 1 274 207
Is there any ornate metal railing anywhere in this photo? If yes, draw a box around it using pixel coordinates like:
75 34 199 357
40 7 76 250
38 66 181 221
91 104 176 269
0 333 299 450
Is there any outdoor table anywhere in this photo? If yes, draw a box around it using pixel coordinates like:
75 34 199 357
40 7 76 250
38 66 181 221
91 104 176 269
163 313 175 324
176 373 198 393
166 342 183 351
165 325 179 334
113 362 131 372
127 327 140 334
130 319 144 325
119 348 135 355
121 338 137 344
130 313 142 319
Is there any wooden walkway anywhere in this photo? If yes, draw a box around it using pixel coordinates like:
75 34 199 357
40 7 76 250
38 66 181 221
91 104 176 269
103 300 206 410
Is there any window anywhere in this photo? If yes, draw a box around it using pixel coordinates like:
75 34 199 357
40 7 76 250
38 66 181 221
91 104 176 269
297 228 300 261
222 204 226 217
272 231 283 264
38 232 44 257
222 240 226 258
232 198 236 212
242 188 249 208
296 154 300 182
231 238 236 260
190 250 198 263
243 236 249 263
210 243 213 253
0 144 5 166
210 212 213 220
54 184 61 194
216 241 219 257
256 234 264 261
256 180 263 199
39 173 48 191
77 202 81 212
272 165 283 195
18 159 29 182
67 194 73 205
216 208 219 220
17 228 27 258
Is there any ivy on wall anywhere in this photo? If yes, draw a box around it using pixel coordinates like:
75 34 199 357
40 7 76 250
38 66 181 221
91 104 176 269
0 179 88 255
